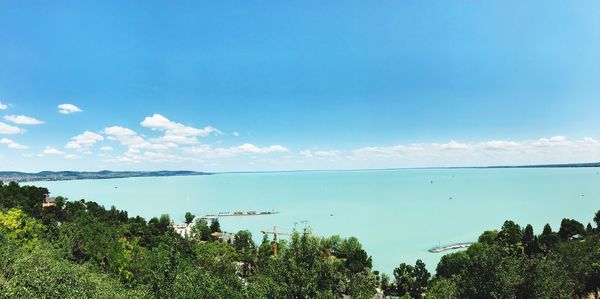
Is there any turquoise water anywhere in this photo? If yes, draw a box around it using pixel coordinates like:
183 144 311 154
29 168 600 273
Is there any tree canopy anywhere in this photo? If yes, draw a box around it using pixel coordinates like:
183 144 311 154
1 182 600 298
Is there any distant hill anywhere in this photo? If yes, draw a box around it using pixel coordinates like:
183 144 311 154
484 162 600 168
0 170 211 182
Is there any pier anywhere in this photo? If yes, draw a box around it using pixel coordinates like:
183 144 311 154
203 210 279 218
428 242 473 253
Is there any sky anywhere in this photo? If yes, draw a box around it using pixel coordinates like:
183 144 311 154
0 1 599 172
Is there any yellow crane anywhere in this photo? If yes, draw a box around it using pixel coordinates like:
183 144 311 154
260 226 290 256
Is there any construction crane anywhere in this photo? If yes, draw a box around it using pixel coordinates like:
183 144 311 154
260 226 290 257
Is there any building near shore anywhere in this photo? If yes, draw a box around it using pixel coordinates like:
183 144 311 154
42 195 56 208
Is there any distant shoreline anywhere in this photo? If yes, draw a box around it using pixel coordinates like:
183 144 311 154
1 161 598 182
0 170 212 183
221 161 600 174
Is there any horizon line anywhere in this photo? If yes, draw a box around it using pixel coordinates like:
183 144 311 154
2 161 599 175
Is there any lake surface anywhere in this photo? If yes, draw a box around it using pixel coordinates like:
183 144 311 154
29 168 600 273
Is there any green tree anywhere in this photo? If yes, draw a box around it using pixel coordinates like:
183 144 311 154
257 234 274 268
542 223 553 235
523 224 534 244
530 253 576 298
413 259 430 298
191 219 212 241
457 243 525 298
0 208 44 248
477 230 498 244
497 220 522 246
190 241 239 279
393 263 415 297
436 251 468 278
184 212 195 225
523 224 537 255
0 238 149 299
348 269 378 299
172 260 243 299
558 218 586 240
337 237 372 274
261 229 356 298
427 277 459 299
210 218 221 233
538 226 560 252
148 242 179 298
233 230 257 276
380 273 392 295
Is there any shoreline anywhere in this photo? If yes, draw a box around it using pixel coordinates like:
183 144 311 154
4 163 599 183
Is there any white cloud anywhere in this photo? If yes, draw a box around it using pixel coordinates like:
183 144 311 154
436 140 472 151
100 146 113 151
101 116 288 166
0 102 7 110
300 150 314 158
40 146 65 156
482 140 520 151
58 103 83 114
65 131 104 150
64 154 81 160
0 138 29 149
181 143 288 158
350 136 600 167
152 135 195 145
0 122 24 134
141 114 221 145
103 126 146 147
232 131 240 136
315 150 341 158
103 126 138 137
4 115 44 125
532 135 569 147
8 143 29 149
351 144 423 158
103 125 177 156
182 144 213 154
300 149 342 159
233 143 288 154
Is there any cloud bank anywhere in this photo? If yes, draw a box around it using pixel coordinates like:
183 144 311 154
8 109 596 171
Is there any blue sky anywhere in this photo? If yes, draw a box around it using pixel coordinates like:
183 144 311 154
0 1 599 172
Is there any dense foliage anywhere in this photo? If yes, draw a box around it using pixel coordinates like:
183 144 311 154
0 182 377 298
425 219 600 299
1 181 599 298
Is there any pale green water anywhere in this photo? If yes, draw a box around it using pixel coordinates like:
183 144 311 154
29 168 600 273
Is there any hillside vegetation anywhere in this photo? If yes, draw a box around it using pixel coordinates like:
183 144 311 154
1 181 599 298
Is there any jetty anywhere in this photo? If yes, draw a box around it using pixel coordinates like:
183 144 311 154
428 242 473 253
203 210 279 218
